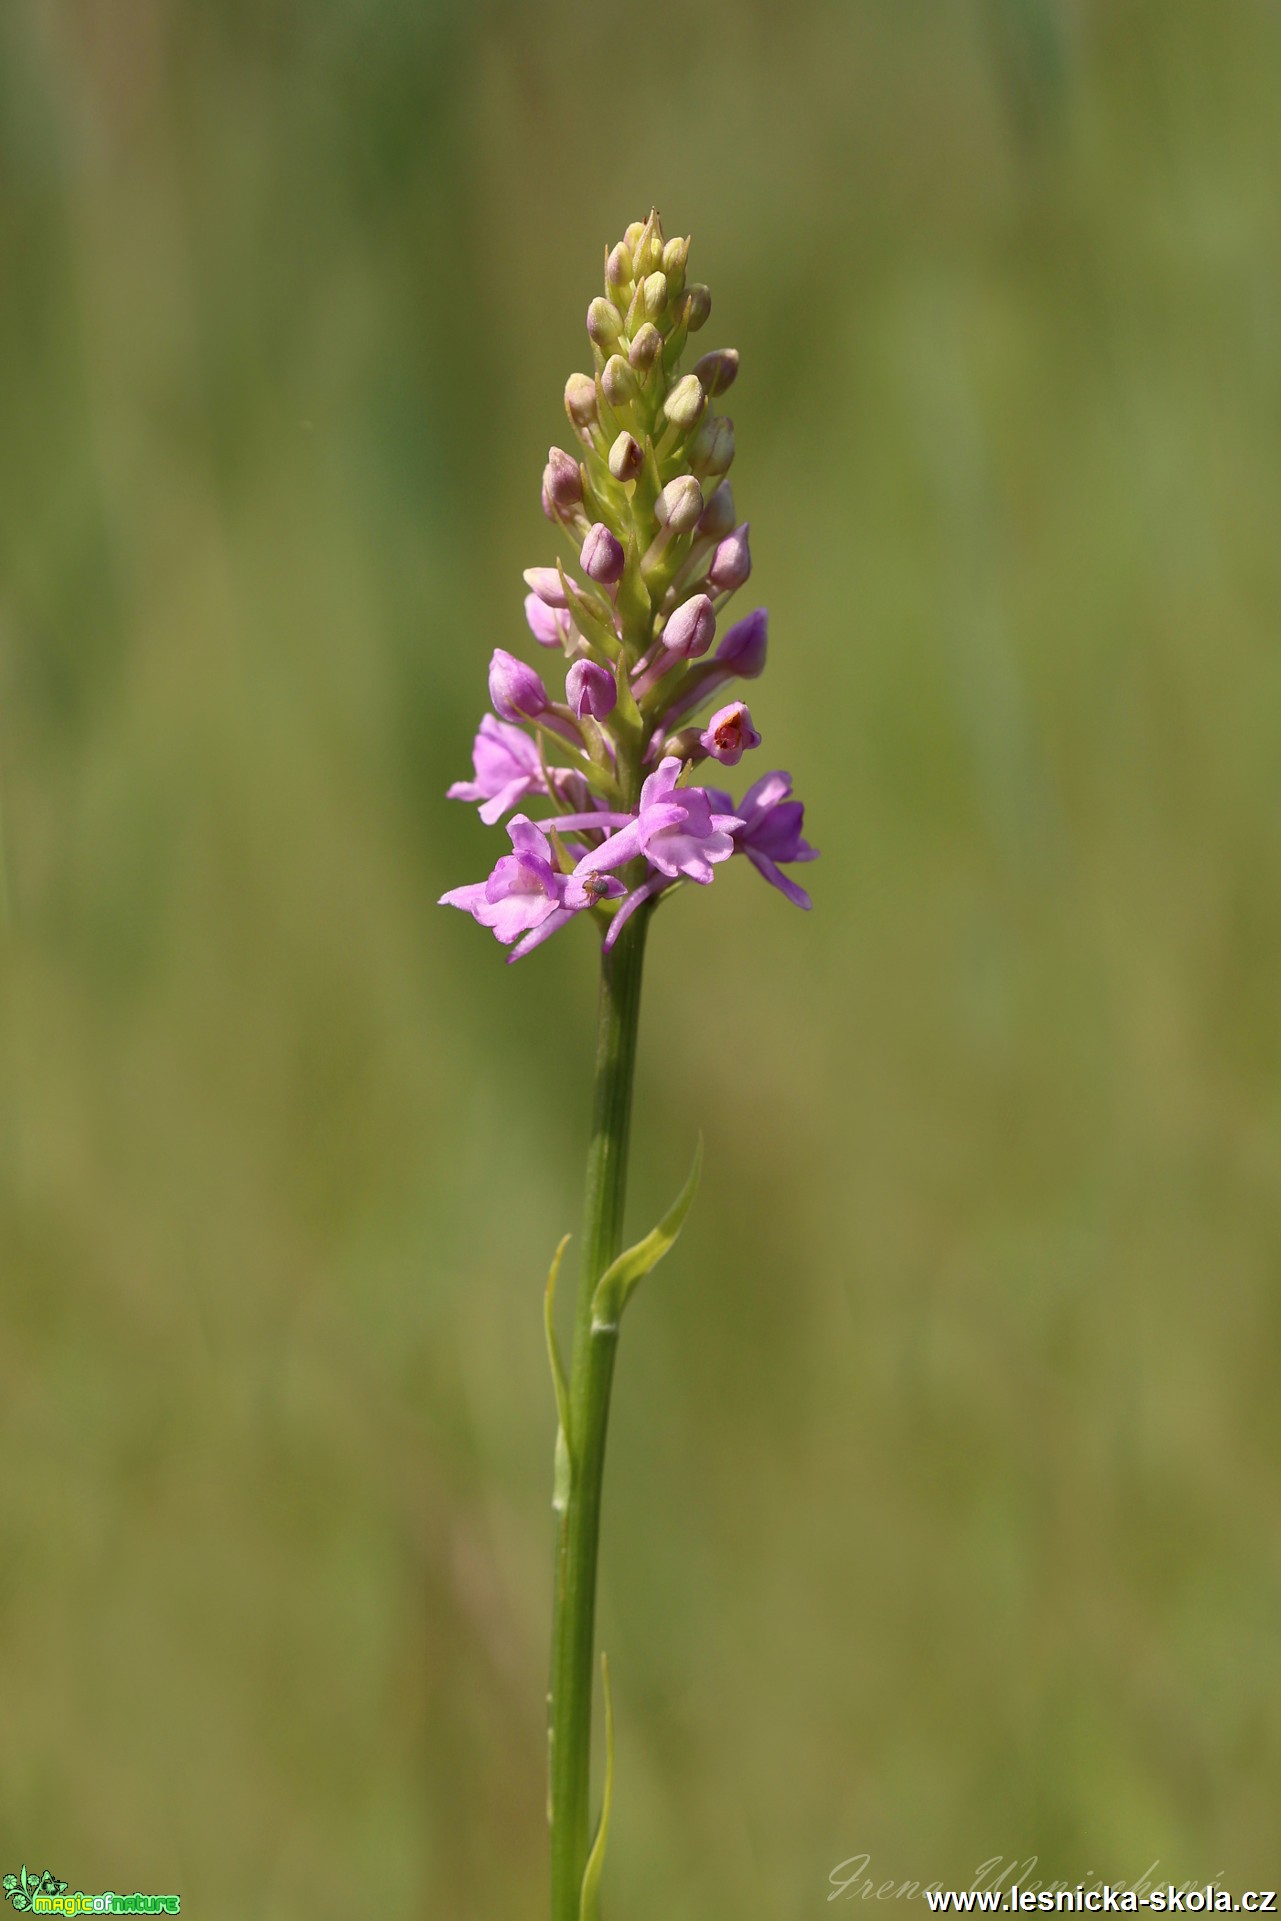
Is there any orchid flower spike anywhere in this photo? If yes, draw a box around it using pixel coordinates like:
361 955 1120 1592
440 208 816 963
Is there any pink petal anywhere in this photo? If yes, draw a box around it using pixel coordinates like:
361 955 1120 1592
439 882 490 913
478 775 534 825
745 848 812 909
575 821 645 874
602 876 665 950
507 907 577 960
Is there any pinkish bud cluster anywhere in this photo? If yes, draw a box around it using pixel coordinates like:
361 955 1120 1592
441 209 816 960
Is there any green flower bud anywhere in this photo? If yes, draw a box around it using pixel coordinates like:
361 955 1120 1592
656 475 704 535
683 283 712 331
606 242 631 295
628 322 662 372
587 296 625 351
691 348 739 397
601 354 639 408
632 209 665 275
662 235 690 296
623 219 646 253
637 271 667 323
659 725 704 763
565 372 599 433
663 374 707 432
689 412 735 478
608 431 644 483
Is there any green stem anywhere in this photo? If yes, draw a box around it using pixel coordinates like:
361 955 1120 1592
549 906 650 1921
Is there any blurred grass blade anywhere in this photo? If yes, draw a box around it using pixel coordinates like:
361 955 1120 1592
578 1652 615 1921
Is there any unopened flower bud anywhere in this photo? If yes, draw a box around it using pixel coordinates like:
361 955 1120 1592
628 323 662 372
700 700 761 766
606 242 631 293
692 348 739 397
623 220 646 253
543 447 583 512
656 475 704 534
523 566 571 608
715 607 768 677
662 235 690 293
608 431 644 484
581 522 625 585
637 271 667 322
566 659 618 721
632 210 664 274
662 593 717 660
683 283 712 331
525 592 568 649
709 522 752 592
663 374 707 432
698 481 736 541
489 648 549 722
587 297 625 351
660 725 704 763
690 412 735 477
565 373 599 431
601 354 638 408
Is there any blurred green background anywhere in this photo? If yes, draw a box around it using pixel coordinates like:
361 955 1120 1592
3 2 1280 1915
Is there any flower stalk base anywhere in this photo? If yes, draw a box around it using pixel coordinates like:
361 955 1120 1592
549 909 649 1921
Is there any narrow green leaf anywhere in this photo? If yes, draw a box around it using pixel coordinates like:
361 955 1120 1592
558 562 621 659
590 1136 702 1333
544 1235 574 1506
578 1652 616 1921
